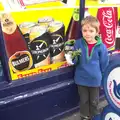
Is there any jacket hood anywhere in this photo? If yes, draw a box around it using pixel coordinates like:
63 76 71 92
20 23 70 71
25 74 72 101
95 36 102 45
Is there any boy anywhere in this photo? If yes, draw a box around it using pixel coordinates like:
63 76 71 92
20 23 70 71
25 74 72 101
65 16 109 120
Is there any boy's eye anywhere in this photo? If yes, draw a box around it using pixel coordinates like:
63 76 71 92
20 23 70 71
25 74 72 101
82 29 94 32
83 30 87 32
90 30 94 32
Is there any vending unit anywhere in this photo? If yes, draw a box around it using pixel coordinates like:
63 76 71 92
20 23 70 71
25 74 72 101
0 0 120 120
0 1 80 120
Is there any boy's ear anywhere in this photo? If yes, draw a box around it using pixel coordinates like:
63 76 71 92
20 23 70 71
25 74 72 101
96 30 100 36
96 33 99 36
95 32 100 38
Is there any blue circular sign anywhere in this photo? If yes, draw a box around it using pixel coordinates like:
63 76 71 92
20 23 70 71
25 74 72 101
92 114 101 120
101 105 120 120
103 60 120 113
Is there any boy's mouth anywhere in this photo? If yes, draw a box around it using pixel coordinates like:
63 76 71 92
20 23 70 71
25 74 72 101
85 36 91 39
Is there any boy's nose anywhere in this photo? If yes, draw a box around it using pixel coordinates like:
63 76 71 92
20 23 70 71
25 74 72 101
86 32 90 35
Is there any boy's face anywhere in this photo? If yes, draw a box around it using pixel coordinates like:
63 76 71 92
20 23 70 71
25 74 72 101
82 24 98 43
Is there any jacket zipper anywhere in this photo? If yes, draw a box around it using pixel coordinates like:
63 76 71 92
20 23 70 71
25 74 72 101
84 41 99 61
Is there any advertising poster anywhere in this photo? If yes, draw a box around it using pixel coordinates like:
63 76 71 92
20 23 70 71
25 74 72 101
1 0 119 10
0 9 70 80
0 0 78 10
0 1 120 79
83 7 120 51
0 0 80 80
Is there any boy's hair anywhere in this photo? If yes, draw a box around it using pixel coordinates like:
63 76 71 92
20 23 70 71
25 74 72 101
81 16 100 33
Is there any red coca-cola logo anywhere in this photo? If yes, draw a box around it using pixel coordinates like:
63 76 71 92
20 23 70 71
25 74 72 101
97 8 116 50
102 9 114 44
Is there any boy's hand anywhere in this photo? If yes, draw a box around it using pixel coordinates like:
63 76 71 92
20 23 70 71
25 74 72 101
64 40 75 54
65 49 81 65
64 40 81 64
71 49 81 59
64 39 75 46
65 54 74 65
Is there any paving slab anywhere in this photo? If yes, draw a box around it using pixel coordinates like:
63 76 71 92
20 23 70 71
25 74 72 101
61 99 108 120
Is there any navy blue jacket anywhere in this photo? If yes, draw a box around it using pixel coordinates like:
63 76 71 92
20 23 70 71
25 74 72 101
73 37 109 87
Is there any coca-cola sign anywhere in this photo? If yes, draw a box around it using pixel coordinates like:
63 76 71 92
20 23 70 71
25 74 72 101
97 7 117 50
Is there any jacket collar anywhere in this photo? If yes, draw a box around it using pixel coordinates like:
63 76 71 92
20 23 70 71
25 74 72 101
82 36 102 45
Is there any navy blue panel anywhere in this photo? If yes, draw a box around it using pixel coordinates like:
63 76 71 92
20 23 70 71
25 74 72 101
0 66 74 99
0 80 79 120
0 24 11 82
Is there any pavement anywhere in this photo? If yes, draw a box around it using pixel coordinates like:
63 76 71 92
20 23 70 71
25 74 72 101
61 98 108 120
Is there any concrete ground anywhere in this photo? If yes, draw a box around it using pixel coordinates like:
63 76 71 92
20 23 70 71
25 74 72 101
61 98 108 120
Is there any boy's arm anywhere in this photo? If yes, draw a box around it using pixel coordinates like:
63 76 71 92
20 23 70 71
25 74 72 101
99 44 109 73
72 40 81 64
64 39 81 65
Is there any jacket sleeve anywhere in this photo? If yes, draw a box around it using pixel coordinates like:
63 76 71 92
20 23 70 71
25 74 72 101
99 44 109 73
72 39 81 65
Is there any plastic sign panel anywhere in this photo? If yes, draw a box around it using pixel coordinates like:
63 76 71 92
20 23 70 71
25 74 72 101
103 64 120 113
0 6 120 81
0 0 78 10
0 6 77 80
85 0 120 7
0 0 82 81
93 105 120 120
0 0 62 10
84 7 119 51
99 0 120 4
